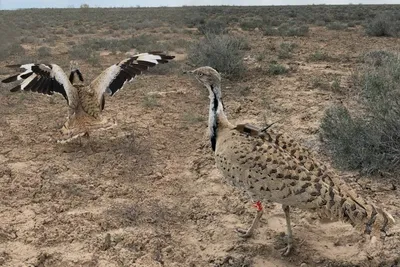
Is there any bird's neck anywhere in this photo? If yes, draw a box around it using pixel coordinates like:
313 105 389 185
208 84 233 151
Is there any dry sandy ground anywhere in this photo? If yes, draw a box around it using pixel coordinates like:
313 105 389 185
0 26 400 267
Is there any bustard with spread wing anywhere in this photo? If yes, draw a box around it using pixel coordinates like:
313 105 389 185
186 66 395 255
2 52 174 142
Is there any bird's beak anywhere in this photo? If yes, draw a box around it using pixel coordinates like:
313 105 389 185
183 70 194 75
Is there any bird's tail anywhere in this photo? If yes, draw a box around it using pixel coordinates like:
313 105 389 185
317 177 395 236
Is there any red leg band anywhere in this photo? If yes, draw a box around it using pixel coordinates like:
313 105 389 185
253 200 263 211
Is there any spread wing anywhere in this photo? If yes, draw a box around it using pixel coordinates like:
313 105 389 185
2 63 78 108
90 52 174 110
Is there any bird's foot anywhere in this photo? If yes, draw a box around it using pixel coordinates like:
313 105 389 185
279 243 293 256
235 227 253 238
235 201 263 239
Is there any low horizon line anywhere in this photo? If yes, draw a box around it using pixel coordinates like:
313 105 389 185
1 3 399 11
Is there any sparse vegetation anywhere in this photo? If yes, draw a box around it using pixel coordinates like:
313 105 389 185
142 94 159 108
320 51 400 173
1 6 400 266
330 76 341 92
182 112 205 124
311 76 329 90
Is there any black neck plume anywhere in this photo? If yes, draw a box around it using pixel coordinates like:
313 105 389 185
210 85 219 151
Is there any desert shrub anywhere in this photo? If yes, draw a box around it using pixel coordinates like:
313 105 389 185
134 20 163 30
308 50 330 61
69 45 99 65
278 42 297 59
267 62 288 75
185 14 205 28
69 45 92 60
188 34 247 79
8 44 26 57
37 46 52 58
20 36 39 44
0 43 25 60
330 76 341 92
347 21 356 27
277 23 309 36
71 35 160 54
198 19 227 35
263 26 279 36
264 23 309 37
315 20 326 26
326 22 348 30
365 12 400 37
239 17 263 31
320 51 400 173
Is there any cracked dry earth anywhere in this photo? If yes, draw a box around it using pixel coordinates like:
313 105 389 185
1 26 400 267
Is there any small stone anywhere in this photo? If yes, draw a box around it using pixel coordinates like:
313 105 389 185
101 233 111 251
164 246 172 253
300 263 308 267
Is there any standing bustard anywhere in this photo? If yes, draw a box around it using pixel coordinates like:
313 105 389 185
186 66 395 255
2 52 174 142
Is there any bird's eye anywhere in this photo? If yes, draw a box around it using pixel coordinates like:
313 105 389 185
198 73 203 77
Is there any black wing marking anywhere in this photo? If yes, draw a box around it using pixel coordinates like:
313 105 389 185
69 69 84 84
2 63 73 104
92 52 175 101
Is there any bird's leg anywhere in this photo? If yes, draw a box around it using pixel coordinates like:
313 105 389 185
236 201 264 238
280 204 293 256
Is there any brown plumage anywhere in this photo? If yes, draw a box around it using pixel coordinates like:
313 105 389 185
2 52 175 143
187 66 395 255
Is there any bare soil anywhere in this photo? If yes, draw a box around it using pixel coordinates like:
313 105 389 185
0 26 399 267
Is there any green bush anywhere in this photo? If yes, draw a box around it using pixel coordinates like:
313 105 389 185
69 35 160 56
239 17 263 31
308 50 330 61
198 20 227 35
365 12 400 37
267 62 288 75
278 23 309 36
264 23 309 37
320 51 400 173
263 26 279 36
188 34 247 79
278 42 297 59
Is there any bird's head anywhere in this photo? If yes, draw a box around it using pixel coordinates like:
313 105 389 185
185 66 221 91
69 60 79 72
